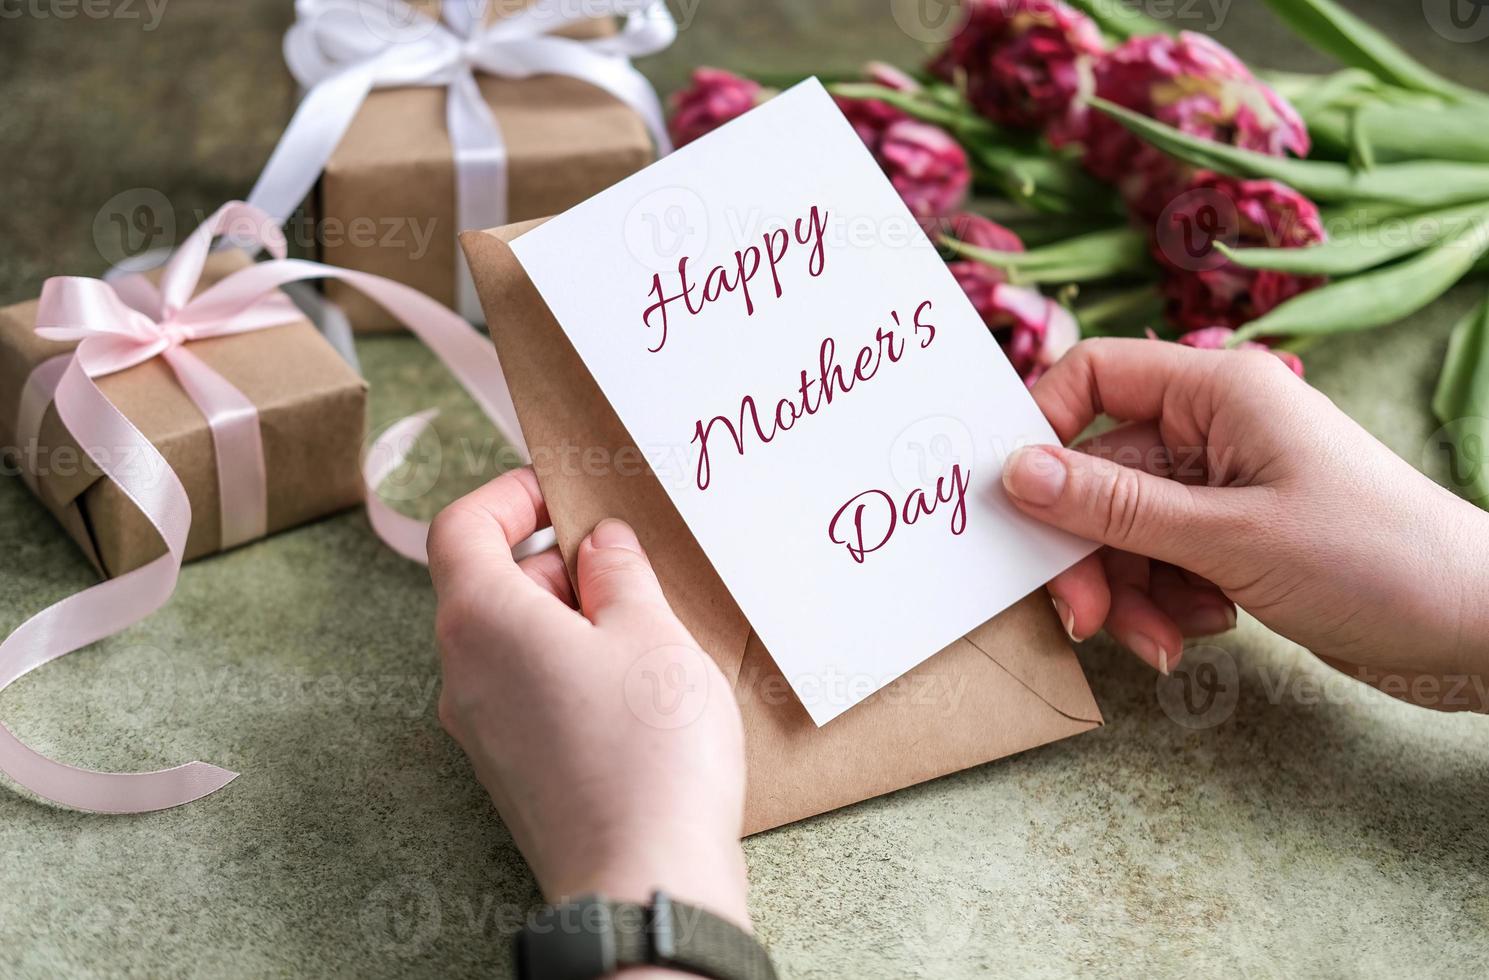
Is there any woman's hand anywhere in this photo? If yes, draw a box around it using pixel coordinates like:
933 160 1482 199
427 468 751 927
1003 338 1489 712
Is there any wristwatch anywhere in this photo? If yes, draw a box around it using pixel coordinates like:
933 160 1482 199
513 891 777 980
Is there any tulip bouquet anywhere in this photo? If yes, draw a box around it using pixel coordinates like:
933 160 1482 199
665 0 1489 506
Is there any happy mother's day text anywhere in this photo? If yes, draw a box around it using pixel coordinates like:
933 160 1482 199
641 205 969 564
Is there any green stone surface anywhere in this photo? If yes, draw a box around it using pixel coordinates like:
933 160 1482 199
2 2 1487 977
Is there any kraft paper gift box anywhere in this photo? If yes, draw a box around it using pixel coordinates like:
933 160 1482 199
462 220 1104 835
315 3 655 333
0 251 367 577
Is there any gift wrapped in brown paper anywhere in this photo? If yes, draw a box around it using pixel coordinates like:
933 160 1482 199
0 201 530 814
249 0 676 333
0 250 367 577
462 219 1104 835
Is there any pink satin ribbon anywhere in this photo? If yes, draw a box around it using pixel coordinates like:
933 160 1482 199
1 201 526 812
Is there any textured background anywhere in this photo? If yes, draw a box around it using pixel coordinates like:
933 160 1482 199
2 1 1488 977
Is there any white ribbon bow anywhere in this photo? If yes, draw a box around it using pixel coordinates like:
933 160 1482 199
247 0 676 320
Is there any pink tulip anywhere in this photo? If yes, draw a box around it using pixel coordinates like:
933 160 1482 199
955 271 1078 386
1153 172 1325 330
667 68 765 147
672 64 972 220
1174 325 1305 377
876 120 973 219
945 216 1074 384
945 212 1025 311
834 63 973 219
929 0 1105 145
1085 32 1310 219
945 211 1026 254
835 61 920 146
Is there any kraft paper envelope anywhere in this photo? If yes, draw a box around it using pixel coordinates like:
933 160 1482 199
462 220 1103 835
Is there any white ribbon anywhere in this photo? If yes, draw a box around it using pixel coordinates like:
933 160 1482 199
248 0 676 322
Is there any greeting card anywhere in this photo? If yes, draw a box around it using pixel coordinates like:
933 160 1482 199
507 79 1095 724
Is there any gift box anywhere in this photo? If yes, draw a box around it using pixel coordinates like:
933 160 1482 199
310 2 658 332
0 201 526 815
0 251 368 577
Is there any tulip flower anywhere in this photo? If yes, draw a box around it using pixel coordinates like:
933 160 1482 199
1152 171 1326 331
668 68 766 148
951 249 1078 385
928 0 1105 145
1174 325 1305 377
873 120 973 219
834 61 920 146
673 65 971 219
835 64 974 218
945 212 1024 310
1084 32 1310 219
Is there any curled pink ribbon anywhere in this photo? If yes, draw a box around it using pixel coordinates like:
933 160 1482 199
1 201 526 812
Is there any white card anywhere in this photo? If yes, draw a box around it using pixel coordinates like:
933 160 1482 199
509 78 1094 725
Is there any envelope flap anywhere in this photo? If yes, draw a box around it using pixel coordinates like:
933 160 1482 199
964 610 1103 723
461 225 755 682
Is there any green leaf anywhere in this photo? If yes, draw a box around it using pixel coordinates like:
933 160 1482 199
1354 101 1489 164
1232 213 1489 342
1307 102 1489 165
1345 108 1376 172
1431 294 1489 507
1217 202 1489 276
1259 0 1485 104
1090 98 1489 207
1059 0 1171 41
1075 285 1164 337
1269 68 1382 116
968 144 1118 216
828 82 997 138
943 226 1152 284
997 213 1118 248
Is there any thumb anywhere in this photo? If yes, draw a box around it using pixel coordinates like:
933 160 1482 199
576 518 675 627
1002 445 1235 571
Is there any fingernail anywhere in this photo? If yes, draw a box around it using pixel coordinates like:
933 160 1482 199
591 518 643 554
1184 604 1237 637
1127 633 1179 675
1051 596 1081 642
1002 446 1066 507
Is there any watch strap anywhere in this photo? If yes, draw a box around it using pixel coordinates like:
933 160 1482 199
515 891 776 980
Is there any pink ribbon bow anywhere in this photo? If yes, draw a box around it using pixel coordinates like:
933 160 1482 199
1 201 525 813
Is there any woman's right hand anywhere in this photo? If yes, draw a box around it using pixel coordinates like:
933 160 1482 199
1001 338 1489 712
